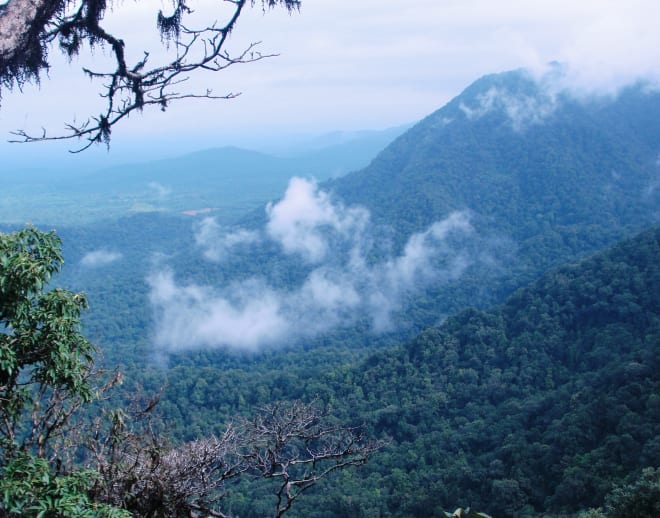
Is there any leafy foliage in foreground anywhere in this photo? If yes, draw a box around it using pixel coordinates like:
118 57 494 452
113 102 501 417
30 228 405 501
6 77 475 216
0 227 380 517
0 453 129 518
0 227 97 457
0 227 126 516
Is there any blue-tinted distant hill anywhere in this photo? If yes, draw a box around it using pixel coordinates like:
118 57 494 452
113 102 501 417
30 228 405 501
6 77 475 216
85 125 410 190
0 125 407 226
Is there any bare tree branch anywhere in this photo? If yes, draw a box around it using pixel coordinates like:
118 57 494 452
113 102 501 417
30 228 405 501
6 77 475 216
0 0 301 152
240 400 386 517
83 399 385 518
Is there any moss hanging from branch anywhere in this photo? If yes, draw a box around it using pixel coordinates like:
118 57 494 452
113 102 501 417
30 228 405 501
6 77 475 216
0 0 301 152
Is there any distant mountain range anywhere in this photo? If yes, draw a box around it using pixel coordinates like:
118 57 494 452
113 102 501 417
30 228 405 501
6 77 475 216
0 125 408 225
85 124 412 190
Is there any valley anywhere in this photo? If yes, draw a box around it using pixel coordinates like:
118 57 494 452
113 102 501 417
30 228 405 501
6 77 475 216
2 69 659 517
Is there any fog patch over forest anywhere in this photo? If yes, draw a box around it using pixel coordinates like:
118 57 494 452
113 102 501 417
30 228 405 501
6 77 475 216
148 178 474 351
193 219 260 262
458 66 660 133
459 83 559 131
148 181 172 199
80 249 123 267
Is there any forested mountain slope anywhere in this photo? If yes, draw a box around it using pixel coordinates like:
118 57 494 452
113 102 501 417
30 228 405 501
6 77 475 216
156 226 659 516
293 225 659 517
333 70 659 238
326 69 660 307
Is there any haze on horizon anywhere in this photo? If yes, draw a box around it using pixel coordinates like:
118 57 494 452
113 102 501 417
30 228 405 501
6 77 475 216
1 0 659 166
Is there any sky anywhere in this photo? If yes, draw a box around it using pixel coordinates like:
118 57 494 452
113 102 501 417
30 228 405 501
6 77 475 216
1 0 660 165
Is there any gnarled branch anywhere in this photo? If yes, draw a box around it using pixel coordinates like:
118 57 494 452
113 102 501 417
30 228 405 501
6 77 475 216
0 0 301 152
83 399 384 518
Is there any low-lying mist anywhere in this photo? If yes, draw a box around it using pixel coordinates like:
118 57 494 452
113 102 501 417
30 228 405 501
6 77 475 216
148 177 475 352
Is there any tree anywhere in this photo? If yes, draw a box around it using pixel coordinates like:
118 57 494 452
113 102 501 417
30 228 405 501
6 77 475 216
84 399 382 517
0 226 126 516
601 468 660 517
0 227 381 517
0 227 102 458
0 0 300 151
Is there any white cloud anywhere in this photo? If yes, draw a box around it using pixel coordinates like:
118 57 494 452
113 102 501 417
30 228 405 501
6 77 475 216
194 217 260 262
149 272 289 352
148 182 171 198
367 212 472 331
383 213 472 288
265 177 369 263
301 268 361 312
556 0 660 94
80 250 122 267
459 83 559 131
149 178 474 352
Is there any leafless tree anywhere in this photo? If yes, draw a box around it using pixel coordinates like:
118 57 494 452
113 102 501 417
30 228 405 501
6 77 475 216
82 399 384 518
0 0 300 151
243 400 383 517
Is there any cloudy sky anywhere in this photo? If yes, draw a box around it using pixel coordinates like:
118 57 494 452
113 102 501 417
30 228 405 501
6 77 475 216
1 0 659 163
